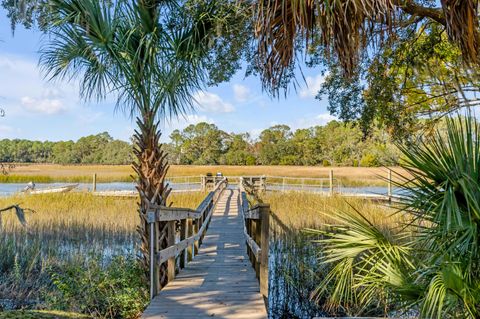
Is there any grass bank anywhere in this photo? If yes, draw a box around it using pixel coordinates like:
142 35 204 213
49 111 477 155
0 192 205 317
1 164 406 186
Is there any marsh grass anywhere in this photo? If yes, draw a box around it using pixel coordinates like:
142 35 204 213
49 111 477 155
263 192 403 318
0 192 205 314
4 164 405 186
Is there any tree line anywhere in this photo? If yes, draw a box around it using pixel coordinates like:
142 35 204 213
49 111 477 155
0 132 133 164
0 122 400 167
166 121 399 166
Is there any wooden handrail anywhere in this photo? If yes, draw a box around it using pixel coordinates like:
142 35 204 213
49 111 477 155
147 177 227 299
239 190 270 303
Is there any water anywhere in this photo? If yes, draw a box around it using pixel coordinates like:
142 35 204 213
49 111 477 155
0 181 201 196
0 181 404 197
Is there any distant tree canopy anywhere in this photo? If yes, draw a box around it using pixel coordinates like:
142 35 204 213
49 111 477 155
165 121 400 167
0 122 399 167
0 132 133 164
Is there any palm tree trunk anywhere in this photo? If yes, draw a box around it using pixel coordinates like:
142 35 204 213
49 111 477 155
132 114 171 288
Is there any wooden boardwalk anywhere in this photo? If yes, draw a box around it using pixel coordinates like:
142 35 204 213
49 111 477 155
142 189 268 319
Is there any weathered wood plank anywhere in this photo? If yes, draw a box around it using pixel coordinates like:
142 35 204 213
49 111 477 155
142 189 267 319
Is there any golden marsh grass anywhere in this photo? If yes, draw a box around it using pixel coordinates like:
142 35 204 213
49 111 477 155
2 164 408 186
264 191 401 230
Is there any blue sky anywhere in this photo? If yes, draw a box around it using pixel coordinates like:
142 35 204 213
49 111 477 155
0 9 334 143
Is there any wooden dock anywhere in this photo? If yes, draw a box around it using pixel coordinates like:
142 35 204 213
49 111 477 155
142 188 268 319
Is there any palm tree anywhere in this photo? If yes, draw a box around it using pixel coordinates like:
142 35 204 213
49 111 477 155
254 0 479 93
40 0 228 287
311 114 480 318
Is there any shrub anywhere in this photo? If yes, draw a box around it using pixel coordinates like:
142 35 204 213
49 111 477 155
49 256 148 319
359 153 379 167
322 159 330 167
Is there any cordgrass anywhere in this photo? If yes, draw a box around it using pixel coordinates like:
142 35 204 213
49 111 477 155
0 192 206 312
264 191 402 230
2 164 407 186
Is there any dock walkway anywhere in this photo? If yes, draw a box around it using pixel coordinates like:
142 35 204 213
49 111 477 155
142 189 268 319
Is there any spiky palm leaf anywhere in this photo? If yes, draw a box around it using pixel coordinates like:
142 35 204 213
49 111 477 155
313 114 480 318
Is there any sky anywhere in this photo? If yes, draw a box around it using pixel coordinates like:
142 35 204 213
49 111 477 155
0 9 335 143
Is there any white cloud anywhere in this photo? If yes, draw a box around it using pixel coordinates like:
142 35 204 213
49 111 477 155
21 95 66 115
193 91 234 113
166 114 214 131
0 54 78 116
233 84 251 103
299 73 327 98
315 113 337 125
295 113 337 129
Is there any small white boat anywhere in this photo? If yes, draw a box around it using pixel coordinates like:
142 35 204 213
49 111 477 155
26 184 79 195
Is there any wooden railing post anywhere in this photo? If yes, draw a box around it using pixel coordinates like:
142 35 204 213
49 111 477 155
187 219 193 261
167 220 176 282
254 216 261 279
147 211 157 300
259 204 270 302
179 219 187 269
92 173 97 192
193 219 199 256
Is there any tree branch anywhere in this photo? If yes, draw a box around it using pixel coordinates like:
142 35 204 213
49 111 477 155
395 0 446 26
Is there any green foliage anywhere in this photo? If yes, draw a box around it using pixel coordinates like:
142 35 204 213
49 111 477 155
0 133 132 164
359 154 378 167
168 121 399 167
318 23 479 138
49 257 148 319
313 114 480 318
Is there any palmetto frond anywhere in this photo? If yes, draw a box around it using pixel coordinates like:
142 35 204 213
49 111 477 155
308 207 414 314
316 114 480 317
41 0 215 121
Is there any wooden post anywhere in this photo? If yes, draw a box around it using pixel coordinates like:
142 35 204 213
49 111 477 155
92 173 97 192
193 219 199 256
149 220 156 299
255 218 261 279
179 219 187 269
329 170 334 196
187 219 193 261
388 169 392 201
259 203 270 302
247 218 253 264
167 221 176 282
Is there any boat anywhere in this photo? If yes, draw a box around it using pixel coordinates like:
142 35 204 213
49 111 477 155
25 184 79 195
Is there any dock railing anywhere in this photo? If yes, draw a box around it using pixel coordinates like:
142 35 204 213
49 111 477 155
239 181 270 304
146 177 228 299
